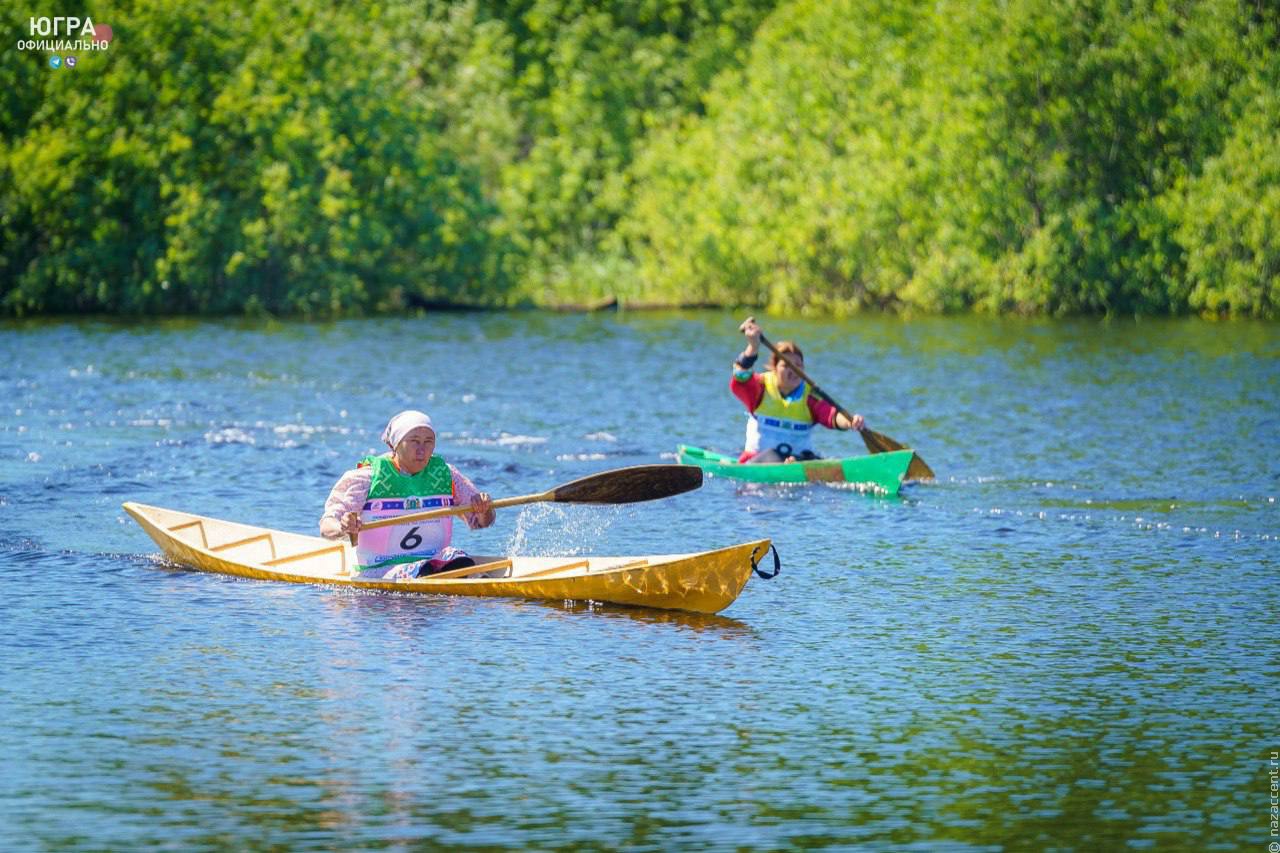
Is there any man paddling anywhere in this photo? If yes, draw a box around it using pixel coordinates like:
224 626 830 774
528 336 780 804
319 410 495 578
731 317 864 463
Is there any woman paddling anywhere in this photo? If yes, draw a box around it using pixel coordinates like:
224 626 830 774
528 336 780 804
319 410 495 579
731 316 865 463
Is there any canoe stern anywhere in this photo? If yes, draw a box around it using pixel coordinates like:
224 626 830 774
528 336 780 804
413 539 768 615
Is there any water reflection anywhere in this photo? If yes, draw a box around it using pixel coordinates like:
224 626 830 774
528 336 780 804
311 582 757 638
521 597 755 635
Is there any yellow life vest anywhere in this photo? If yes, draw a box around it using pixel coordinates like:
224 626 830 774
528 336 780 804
744 372 816 455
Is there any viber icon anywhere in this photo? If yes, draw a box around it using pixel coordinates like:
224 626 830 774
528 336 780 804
66 56 77 68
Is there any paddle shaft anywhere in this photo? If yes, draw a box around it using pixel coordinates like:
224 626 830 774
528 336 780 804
363 491 547 531
348 493 535 545
345 463 704 544
755 332 935 479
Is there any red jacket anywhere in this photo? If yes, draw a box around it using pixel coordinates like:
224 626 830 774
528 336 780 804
729 373 839 428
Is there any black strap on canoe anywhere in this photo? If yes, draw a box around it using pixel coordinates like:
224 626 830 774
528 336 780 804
750 543 781 580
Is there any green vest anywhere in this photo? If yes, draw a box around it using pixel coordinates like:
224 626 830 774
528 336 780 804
364 453 452 502
356 454 455 571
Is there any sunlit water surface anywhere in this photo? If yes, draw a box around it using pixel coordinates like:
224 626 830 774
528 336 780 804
1 313 1276 850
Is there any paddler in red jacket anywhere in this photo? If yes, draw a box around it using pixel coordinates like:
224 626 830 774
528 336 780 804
731 316 864 463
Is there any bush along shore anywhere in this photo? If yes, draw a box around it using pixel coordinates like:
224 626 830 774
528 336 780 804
2 0 1276 319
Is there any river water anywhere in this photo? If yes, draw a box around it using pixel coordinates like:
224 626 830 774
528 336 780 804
1 312 1276 850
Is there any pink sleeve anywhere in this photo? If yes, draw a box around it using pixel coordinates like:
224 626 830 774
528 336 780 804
807 394 840 429
449 465 490 529
730 372 766 412
320 467 372 528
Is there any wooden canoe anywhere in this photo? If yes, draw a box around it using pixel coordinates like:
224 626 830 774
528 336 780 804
122 502 767 615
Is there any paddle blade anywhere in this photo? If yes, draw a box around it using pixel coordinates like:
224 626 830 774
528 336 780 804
905 454 935 482
859 428 905 454
549 464 703 505
860 428 936 481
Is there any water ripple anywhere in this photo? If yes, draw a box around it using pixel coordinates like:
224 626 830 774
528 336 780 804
0 314 1274 850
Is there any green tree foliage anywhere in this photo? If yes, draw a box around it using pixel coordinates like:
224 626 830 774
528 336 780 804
2 0 502 316
470 0 777 300
1171 69 1280 317
1 0 1276 317
619 0 1278 317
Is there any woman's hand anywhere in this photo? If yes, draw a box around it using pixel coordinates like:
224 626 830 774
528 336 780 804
321 511 362 540
738 316 761 359
839 412 865 432
470 492 496 528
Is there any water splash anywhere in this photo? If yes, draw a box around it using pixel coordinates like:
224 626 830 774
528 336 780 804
503 503 622 557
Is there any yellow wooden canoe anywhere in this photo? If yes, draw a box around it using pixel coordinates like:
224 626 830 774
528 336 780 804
122 502 768 614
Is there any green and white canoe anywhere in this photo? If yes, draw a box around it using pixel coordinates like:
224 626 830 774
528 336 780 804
676 445 914 494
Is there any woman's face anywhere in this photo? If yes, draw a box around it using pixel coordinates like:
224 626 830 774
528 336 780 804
773 355 803 395
394 426 436 474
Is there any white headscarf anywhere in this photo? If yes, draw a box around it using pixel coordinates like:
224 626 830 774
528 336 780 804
381 410 435 450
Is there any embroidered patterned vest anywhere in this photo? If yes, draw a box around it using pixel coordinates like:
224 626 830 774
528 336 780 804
355 454 454 572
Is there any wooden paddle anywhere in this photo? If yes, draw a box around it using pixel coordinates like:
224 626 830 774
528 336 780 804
352 464 704 543
756 332 935 481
